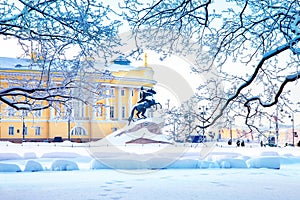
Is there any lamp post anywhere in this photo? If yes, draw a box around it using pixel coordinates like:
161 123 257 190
199 106 208 136
185 101 194 135
230 120 233 142
166 99 170 110
269 118 272 136
22 111 26 142
275 106 279 146
172 110 181 142
284 105 298 146
67 107 72 141
68 115 71 141
66 99 73 142
288 112 295 146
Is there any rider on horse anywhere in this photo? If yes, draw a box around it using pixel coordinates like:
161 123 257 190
138 86 156 104
128 86 161 125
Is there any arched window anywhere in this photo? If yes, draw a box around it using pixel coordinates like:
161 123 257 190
71 126 87 136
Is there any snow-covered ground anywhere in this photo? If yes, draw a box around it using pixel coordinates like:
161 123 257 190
1 140 300 200
1 119 300 199
2 166 300 200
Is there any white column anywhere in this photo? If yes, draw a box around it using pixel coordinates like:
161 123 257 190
92 98 96 120
118 87 122 120
128 88 133 116
105 97 110 120
50 107 54 120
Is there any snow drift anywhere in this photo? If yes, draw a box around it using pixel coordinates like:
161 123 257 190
1 117 300 172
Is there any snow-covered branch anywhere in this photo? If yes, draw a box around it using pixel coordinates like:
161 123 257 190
0 0 122 111
122 0 300 132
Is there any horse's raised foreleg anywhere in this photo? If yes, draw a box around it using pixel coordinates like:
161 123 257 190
152 102 162 110
157 102 162 109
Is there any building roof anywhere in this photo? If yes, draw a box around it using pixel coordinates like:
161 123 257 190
0 56 156 86
0 57 31 70
0 56 139 72
0 57 81 73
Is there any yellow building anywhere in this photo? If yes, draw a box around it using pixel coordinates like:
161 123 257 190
219 127 299 146
0 56 156 142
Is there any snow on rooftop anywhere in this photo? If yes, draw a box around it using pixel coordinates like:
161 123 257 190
0 56 140 73
108 63 137 72
106 56 143 72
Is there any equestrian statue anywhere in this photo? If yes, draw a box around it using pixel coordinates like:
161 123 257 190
128 86 162 125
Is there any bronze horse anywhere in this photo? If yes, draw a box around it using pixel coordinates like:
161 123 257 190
128 99 162 125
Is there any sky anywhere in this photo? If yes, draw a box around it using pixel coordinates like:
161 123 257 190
0 37 23 57
131 51 203 108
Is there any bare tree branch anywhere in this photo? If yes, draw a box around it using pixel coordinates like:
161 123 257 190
0 0 122 112
122 0 300 133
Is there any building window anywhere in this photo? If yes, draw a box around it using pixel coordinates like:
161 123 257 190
23 110 29 117
35 126 41 136
110 106 115 119
121 89 125 96
96 105 103 117
107 88 115 97
71 127 87 136
54 103 62 117
8 126 14 135
8 108 16 117
73 101 85 119
35 110 42 118
122 106 126 118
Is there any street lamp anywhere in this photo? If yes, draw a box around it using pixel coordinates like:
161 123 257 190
171 110 182 142
283 105 298 146
289 112 295 146
230 120 233 142
199 106 208 135
184 101 194 135
67 106 72 141
275 105 279 146
21 110 26 142
165 99 170 110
